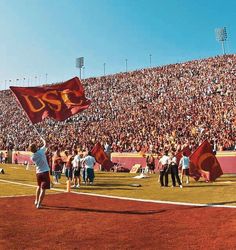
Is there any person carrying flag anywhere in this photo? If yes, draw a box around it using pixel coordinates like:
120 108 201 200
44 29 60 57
30 137 51 209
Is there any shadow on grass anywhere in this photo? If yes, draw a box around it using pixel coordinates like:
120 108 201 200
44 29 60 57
215 180 236 183
207 201 236 206
92 183 131 187
78 187 133 191
183 184 229 188
98 176 133 179
42 205 166 215
219 174 236 178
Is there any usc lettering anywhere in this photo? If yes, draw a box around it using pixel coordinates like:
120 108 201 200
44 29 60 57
22 89 83 113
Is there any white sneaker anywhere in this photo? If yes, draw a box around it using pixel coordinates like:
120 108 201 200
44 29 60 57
34 200 38 206
76 184 80 188
71 185 76 188
180 185 183 188
186 181 189 184
36 203 41 209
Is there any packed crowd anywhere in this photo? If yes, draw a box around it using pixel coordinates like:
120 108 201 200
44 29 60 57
0 54 235 155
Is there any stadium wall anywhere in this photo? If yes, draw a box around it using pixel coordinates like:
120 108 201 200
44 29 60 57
11 151 34 165
111 151 236 174
1 150 235 174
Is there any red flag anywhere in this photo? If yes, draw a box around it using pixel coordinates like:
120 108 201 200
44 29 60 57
190 140 223 182
176 146 191 165
91 143 114 171
10 77 91 124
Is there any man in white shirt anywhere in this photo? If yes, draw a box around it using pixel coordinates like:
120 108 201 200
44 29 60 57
169 151 182 188
84 151 96 185
72 150 81 188
30 137 50 209
158 150 170 187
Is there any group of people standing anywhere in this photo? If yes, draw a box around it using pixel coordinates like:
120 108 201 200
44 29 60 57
51 148 96 187
29 135 191 210
158 150 190 188
30 137 96 209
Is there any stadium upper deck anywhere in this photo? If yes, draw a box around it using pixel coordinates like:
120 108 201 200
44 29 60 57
0 54 235 154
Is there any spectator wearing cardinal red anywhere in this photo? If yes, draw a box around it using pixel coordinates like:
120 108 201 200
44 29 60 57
52 150 63 184
146 154 155 174
64 150 73 182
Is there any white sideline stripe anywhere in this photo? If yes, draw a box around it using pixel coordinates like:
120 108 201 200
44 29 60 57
0 179 236 209
0 179 65 194
75 191 236 209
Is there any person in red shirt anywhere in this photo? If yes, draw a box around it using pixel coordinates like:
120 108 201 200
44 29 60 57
64 150 73 182
52 150 63 184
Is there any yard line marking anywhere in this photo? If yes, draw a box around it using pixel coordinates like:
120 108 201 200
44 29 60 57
0 179 236 208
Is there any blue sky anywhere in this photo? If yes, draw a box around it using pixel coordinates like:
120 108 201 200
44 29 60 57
0 0 235 89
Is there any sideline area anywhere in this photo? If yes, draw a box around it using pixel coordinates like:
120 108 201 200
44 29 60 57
1 191 236 249
0 165 236 208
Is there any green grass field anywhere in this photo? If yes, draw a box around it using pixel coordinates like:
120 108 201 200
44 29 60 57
1 163 236 205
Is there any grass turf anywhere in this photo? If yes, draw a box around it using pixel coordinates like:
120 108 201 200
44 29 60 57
1 163 236 205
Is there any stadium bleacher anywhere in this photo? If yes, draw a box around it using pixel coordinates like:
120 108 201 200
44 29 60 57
0 54 235 155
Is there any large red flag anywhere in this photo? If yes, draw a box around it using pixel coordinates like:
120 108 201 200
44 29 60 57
10 77 91 124
91 143 114 171
190 140 223 182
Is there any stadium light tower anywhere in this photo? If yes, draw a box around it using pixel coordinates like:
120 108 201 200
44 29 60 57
149 54 152 67
215 27 227 55
103 63 106 76
76 57 84 79
125 59 128 72
82 66 85 79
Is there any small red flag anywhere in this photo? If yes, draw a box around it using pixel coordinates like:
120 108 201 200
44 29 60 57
91 143 114 171
10 77 91 124
190 140 223 182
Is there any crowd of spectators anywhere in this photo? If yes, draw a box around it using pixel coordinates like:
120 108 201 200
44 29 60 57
0 54 235 155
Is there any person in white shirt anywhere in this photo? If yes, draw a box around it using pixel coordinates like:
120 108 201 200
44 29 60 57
72 150 81 188
30 137 50 209
83 151 96 185
158 150 170 187
179 152 190 184
169 151 182 188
